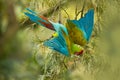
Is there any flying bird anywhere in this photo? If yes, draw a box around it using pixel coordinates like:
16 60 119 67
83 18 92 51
24 8 94 56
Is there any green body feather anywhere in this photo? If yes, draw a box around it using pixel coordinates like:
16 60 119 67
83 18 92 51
60 27 83 55
66 20 87 46
71 43 83 54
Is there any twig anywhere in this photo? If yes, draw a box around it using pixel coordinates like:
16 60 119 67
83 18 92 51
75 10 82 20
63 56 68 69
75 0 78 20
74 0 86 19
61 7 70 19
80 0 86 18
58 0 62 23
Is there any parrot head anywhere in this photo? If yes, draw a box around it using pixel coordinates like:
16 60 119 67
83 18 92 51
74 50 84 55
71 43 84 55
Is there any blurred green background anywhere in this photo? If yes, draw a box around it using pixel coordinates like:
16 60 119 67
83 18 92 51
0 0 120 80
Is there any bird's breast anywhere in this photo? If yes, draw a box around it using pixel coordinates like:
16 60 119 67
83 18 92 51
69 27 87 46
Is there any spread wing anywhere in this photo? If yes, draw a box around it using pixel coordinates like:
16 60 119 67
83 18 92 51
71 9 94 41
43 27 69 56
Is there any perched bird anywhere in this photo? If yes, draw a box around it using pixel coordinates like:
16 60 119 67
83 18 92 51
24 8 94 56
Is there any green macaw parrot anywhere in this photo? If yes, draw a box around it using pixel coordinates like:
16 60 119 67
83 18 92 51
24 8 94 56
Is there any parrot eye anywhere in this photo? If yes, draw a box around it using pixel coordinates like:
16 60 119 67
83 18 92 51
74 50 84 56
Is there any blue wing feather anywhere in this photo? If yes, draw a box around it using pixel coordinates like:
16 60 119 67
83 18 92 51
71 9 94 41
43 28 69 56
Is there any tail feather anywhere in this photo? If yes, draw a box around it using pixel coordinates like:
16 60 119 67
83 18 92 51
24 8 55 30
